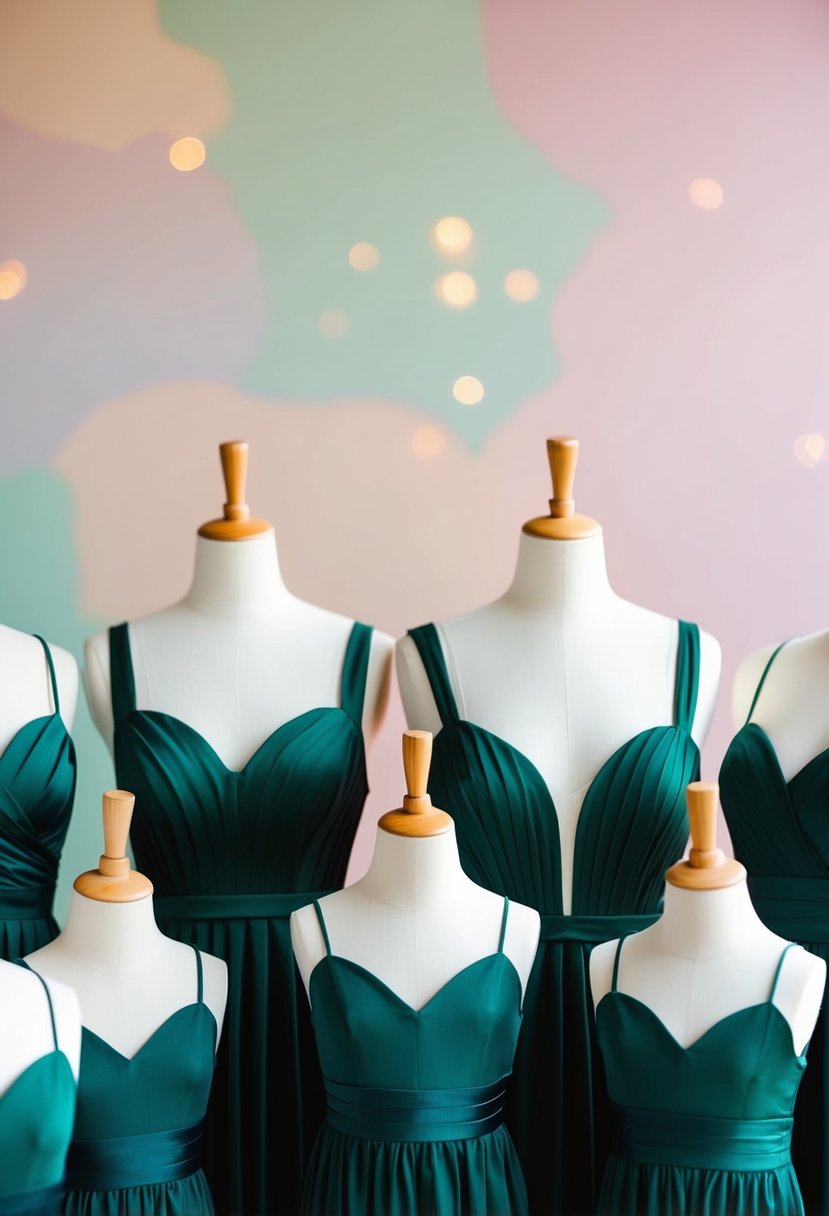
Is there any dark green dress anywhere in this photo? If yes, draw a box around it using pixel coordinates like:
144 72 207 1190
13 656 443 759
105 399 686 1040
407 621 701 1215
0 636 76 958
56 945 215 1216
108 620 374 1216
302 895 528 1216
0 967 76 1216
720 640 829 1216
595 936 807 1215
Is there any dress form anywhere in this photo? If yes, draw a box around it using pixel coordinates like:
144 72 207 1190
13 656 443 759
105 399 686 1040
591 782 825 1054
0 623 77 750
26 791 226 1056
732 629 829 781
397 437 720 912
84 441 393 769
292 731 539 1009
0 958 80 1095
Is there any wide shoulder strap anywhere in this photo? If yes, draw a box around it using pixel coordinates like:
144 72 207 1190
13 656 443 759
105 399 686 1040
33 634 60 715
15 960 59 1051
407 624 460 725
611 936 628 993
673 621 700 733
312 899 333 957
340 622 373 724
192 945 204 1004
108 623 137 725
744 641 789 727
769 942 796 1003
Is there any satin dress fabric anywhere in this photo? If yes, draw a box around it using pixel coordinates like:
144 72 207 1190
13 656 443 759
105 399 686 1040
595 937 807 1216
301 896 529 1216
406 620 701 1215
0 636 76 959
108 620 374 1216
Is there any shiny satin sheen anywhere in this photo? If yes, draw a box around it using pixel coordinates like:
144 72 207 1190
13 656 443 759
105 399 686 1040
67 1123 204 1191
0 1180 64 1216
610 1105 793 1171
324 1077 507 1142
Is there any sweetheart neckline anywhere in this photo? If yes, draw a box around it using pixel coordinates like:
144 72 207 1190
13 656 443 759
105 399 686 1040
0 713 70 770
727 721 829 793
598 989 806 1062
0 1048 73 1105
82 1001 217 1063
310 950 522 1018
119 704 362 777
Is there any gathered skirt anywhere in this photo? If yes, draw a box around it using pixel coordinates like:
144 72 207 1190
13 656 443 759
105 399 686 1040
597 1156 804 1216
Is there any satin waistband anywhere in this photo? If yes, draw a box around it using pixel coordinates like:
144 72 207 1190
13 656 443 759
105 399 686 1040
324 1076 507 1143
749 876 829 944
611 1104 793 1171
0 885 54 921
539 912 660 943
66 1122 203 1191
0 1180 63 1216
153 890 333 922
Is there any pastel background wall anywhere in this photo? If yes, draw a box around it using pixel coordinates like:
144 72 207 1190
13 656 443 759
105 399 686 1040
2 0 828 920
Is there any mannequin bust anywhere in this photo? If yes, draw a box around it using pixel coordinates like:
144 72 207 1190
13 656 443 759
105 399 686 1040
732 629 829 781
0 959 80 1095
591 782 825 1055
0 623 77 749
292 731 540 1008
84 441 393 768
397 437 720 912
26 791 227 1056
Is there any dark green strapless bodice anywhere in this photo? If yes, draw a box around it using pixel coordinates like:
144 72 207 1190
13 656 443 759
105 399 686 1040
406 620 701 1215
721 640 829 1215
0 636 76 959
595 937 807 1215
0 967 76 1216
302 896 529 1216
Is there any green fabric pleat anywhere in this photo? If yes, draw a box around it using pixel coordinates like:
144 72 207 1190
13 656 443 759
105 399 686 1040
407 621 701 1216
0 636 76 959
108 620 374 1216
721 700 829 1216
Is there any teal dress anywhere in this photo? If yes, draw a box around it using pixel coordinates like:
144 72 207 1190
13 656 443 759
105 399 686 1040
0 636 76 958
595 936 807 1215
0 967 76 1216
407 621 701 1215
108 620 374 1216
53 945 216 1216
720 641 829 1215
302 895 529 1216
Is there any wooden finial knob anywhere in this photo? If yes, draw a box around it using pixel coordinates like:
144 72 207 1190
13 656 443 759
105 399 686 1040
378 730 453 837
198 440 274 541
666 781 745 890
522 435 601 541
74 789 154 903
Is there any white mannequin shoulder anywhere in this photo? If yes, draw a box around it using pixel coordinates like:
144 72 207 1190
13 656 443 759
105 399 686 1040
0 961 81 1095
0 624 79 747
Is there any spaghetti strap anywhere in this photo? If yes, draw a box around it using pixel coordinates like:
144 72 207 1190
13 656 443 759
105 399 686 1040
611 936 628 993
340 622 373 724
673 621 700 733
192 945 204 1004
745 642 789 727
33 635 60 715
407 625 460 725
313 899 333 957
109 623 137 725
769 942 796 1002
497 896 510 953
16 960 59 1051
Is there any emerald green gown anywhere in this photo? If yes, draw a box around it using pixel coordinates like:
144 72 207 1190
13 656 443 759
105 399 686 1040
595 935 807 1215
55 945 216 1216
108 620 374 1216
0 967 76 1215
0 636 76 959
406 621 701 1215
302 895 529 1216
720 640 829 1216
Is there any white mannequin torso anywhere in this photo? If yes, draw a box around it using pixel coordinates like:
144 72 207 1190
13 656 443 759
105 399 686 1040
397 531 720 912
292 826 540 1010
0 959 81 1095
0 623 78 750
732 630 829 781
84 535 392 769
25 892 227 1057
590 880 825 1055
